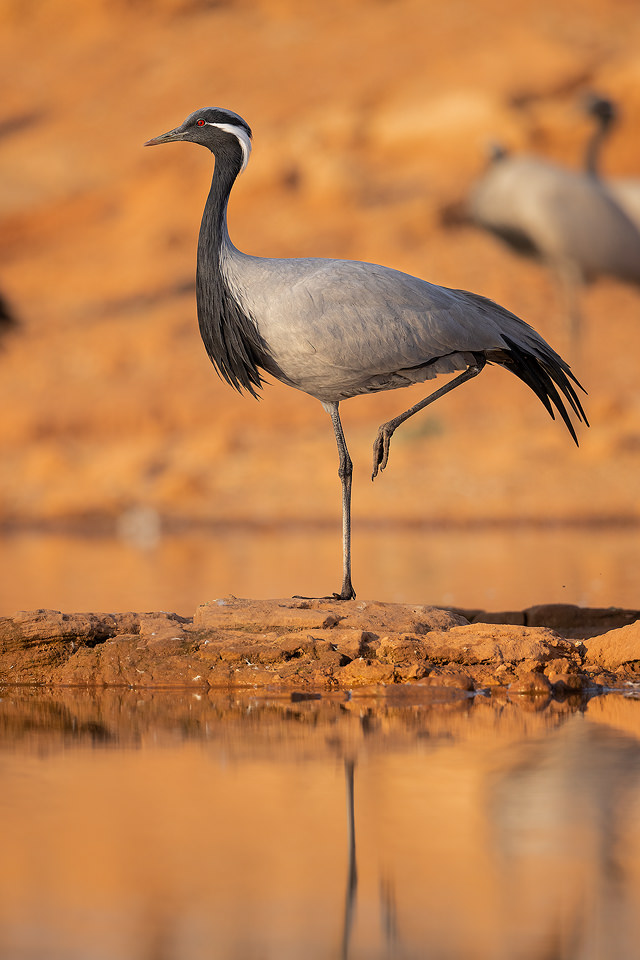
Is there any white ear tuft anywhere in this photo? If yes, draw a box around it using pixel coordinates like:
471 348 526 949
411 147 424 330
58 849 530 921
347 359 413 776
206 122 252 173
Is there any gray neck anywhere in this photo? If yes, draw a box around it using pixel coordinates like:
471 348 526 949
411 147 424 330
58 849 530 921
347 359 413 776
584 116 611 179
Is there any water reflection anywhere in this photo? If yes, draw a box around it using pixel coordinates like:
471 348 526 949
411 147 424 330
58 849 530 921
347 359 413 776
487 717 640 960
2 523 640 615
341 759 357 960
1 688 640 959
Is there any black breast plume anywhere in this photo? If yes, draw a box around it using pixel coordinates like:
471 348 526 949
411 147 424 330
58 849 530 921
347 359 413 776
196 143 282 398
196 248 279 397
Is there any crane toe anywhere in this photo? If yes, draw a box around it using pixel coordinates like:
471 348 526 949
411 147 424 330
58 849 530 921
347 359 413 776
372 426 392 480
293 588 356 601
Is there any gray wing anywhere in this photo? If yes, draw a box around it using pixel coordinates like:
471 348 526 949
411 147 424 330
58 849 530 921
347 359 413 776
226 253 546 401
610 177 640 233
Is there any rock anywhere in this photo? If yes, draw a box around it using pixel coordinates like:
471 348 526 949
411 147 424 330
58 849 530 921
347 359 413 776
377 634 428 665
458 609 526 626
525 604 640 639
6 610 120 644
339 658 397 685
451 606 640 640
335 601 469 634
420 622 570 666
583 620 640 670
551 673 587 695
138 613 188 640
424 669 475 691
193 597 343 632
509 670 552 696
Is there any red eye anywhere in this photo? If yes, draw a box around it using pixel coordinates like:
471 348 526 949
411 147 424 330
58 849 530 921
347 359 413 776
196 119 205 126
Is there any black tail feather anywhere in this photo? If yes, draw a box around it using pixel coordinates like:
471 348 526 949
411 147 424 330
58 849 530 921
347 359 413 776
498 336 588 445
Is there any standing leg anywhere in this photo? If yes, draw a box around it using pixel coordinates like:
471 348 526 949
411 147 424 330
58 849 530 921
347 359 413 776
323 401 356 600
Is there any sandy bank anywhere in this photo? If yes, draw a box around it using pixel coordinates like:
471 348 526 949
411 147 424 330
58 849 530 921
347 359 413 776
2 597 640 695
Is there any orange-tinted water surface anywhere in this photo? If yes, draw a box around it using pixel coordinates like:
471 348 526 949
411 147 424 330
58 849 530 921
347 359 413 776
1 687 640 960
1 523 639 616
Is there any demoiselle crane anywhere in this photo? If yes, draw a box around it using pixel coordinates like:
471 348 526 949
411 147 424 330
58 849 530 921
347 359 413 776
145 108 587 600
468 105 640 346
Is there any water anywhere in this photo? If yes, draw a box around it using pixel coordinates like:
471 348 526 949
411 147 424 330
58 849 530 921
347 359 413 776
1 523 639 616
2 686 640 959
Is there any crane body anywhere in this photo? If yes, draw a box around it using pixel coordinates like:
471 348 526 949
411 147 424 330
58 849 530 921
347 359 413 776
470 154 640 284
218 245 572 403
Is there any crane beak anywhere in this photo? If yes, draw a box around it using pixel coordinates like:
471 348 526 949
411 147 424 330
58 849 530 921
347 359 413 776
144 126 186 147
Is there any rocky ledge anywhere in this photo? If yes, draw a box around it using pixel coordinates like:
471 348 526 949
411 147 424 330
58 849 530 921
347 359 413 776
2 597 640 696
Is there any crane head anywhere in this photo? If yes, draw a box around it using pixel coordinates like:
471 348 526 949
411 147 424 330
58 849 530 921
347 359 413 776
582 92 617 129
144 107 253 173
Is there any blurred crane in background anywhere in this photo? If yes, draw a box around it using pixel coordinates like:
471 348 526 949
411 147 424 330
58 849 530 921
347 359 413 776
468 97 640 349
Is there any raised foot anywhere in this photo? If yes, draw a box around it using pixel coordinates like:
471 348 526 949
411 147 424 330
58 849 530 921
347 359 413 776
372 425 393 480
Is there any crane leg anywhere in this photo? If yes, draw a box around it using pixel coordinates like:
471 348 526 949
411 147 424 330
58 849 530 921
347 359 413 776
325 401 356 600
372 356 486 480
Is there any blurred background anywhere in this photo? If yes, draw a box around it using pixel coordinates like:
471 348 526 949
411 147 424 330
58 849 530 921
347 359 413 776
1 0 640 615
